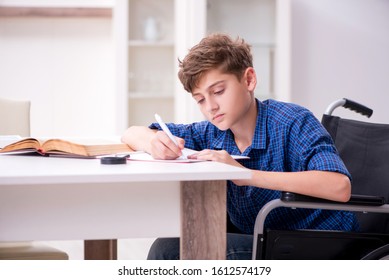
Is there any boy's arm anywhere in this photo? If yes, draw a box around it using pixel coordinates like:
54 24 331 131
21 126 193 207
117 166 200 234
189 149 351 202
121 126 156 152
236 169 351 203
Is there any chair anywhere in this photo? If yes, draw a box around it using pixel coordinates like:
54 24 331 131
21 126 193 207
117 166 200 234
252 98 389 260
0 97 68 260
0 97 31 137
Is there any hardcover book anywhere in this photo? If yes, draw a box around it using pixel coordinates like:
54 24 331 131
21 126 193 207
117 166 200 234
0 137 132 158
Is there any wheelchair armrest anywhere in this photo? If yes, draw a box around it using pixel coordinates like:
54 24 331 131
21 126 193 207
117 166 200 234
281 192 386 206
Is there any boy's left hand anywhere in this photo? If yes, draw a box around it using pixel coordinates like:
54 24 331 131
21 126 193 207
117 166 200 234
188 149 252 186
187 149 242 167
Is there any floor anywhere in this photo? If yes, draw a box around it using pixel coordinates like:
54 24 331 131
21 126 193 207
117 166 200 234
39 238 156 260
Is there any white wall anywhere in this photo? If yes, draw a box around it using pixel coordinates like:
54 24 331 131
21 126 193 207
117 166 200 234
0 16 116 138
290 0 389 123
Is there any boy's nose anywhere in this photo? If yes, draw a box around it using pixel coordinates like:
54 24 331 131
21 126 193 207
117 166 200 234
206 98 219 113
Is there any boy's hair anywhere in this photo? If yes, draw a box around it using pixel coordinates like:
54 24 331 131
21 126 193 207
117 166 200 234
178 33 253 93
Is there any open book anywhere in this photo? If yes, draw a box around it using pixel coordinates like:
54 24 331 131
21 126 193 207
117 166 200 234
0 137 132 158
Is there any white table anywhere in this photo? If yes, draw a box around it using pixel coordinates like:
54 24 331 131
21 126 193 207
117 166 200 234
0 154 251 259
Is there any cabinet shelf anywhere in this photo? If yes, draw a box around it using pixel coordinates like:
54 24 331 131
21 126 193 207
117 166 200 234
0 0 113 17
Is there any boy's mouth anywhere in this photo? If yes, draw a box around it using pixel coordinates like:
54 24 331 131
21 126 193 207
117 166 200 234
212 113 224 122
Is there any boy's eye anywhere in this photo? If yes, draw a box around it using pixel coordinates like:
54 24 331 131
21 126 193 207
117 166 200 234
214 89 224 95
197 98 205 104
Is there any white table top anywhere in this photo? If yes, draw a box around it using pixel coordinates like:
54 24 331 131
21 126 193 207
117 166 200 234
0 154 251 243
0 154 251 185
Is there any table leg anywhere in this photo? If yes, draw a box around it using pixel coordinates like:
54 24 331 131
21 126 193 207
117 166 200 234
84 239 117 260
180 180 226 260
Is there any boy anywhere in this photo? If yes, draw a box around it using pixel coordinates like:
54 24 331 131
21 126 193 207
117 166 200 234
121 33 358 259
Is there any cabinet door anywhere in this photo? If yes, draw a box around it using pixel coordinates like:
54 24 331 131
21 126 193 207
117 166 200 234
206 0 276 100
127 0 175 126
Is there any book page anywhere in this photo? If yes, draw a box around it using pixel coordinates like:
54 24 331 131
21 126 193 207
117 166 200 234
41 139 87 156
127 151 204 163
0 137 41 153
41 139 132 157
127 148 249 163
182 148 250 160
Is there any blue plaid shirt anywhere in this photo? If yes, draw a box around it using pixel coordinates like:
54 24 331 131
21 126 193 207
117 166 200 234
150 99 359 234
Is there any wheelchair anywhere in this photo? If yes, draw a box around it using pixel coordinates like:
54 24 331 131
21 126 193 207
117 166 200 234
252 98 389 260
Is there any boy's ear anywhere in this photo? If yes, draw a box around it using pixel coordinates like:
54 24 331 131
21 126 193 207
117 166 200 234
244 67 257 91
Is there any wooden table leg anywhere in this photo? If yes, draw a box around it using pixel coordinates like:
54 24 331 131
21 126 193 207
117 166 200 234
84 239 117 260
180 180 226 260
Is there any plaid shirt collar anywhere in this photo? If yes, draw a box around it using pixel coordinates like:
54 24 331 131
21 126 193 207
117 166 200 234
211 99 267 154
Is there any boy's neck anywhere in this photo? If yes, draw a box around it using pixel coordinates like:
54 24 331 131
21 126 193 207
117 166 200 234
231 98 258 153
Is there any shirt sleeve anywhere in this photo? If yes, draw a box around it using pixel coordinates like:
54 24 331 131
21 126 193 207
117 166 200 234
287 108 351 179
148 121 213 151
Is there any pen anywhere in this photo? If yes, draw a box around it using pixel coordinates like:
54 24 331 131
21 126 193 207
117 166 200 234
154 114 187 159
154 113 179 146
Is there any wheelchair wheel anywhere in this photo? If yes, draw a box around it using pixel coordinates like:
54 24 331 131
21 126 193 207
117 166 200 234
361 244 389 260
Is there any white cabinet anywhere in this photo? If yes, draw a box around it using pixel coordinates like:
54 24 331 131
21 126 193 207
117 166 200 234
126 0 175 127
114 0 290 129
114 0 175 129
207 0 275 100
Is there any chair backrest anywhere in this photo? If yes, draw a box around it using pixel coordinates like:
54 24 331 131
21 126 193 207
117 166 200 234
0 97 31 137
322 114 389 233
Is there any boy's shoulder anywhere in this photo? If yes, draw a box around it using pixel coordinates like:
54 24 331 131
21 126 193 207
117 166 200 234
262 99 316 126
263 99 307 112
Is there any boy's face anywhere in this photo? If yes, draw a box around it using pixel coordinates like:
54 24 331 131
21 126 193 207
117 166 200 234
191 68 256 131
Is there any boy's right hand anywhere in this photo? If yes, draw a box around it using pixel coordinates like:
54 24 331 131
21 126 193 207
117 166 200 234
150 130 185 160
